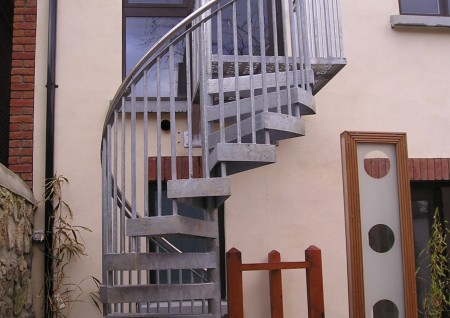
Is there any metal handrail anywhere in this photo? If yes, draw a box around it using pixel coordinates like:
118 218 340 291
102 0 219 135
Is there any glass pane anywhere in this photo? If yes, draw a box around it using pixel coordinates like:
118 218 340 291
400 0 440 15
129 0 184 4
368 224 395 253
211 0 271 57
357 144 406 317
412 199 432 317
364 150 391 179
373 299 399 318
125 17 185 97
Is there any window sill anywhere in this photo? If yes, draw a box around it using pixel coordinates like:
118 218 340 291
390 15 450 29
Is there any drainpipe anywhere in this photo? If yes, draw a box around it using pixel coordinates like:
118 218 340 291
44 0 57 316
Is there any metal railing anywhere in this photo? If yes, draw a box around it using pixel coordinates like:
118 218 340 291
100 0 343 315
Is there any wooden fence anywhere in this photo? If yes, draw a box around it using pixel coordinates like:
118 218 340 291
226 246 325 318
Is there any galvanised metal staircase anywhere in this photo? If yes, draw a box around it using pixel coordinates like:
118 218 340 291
100 0 345 316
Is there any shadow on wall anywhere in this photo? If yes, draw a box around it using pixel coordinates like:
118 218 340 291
0 163 36 317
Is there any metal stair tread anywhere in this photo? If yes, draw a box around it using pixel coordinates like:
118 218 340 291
206 86 315 122
209 143 276 175
208 111 305 149
126 215 218 238
207 69 314 95
104 252 217 271
100 283 215 304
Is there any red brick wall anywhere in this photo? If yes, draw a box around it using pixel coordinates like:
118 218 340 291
148 156 203 181
9 0 37 188
365 158 450 181
408 158 450 181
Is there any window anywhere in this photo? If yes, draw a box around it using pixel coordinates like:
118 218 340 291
123 0 193 97
399 0 450 16
411 182 450 317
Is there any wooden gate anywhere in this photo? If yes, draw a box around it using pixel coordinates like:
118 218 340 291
226 246 325 318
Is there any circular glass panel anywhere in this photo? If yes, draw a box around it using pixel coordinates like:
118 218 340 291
364 150 390 179
373 299 399 318
369 224 395 253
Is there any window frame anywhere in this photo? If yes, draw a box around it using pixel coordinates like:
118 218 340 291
398 0 450 17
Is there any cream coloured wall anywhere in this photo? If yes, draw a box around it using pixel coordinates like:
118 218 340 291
32 0 450 317
33 0 122 316
225 0 450 317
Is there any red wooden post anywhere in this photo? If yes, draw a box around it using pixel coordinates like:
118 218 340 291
268 250 284 318
227 248 244 318
305 246 325 318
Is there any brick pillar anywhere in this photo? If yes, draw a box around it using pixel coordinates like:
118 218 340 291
9 0 37 189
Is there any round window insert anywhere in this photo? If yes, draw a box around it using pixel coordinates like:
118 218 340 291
364 150 390 179
368 224 395 253
373 299 399 318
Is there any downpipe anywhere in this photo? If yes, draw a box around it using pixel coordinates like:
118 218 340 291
44 0 58 316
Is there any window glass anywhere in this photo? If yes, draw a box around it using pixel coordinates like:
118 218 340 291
125 17 185 96
411 183 450 318
400 0 441 15
212 0 270 56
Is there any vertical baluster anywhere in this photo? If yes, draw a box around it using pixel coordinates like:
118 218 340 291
247 0 256 142
190 271 195 313
295 0 306 91
312 0 320 58
200 20 210 178
288 0 300 116
232 1 242 143
101 138 109 315
106 124 112 256
169 45 178 216
217 4 227 176
281 0 292 115
143 71 149 217
185 34 194 178
336 0 344 58
258 0 271 143
300 0 313 94
106 123 115 312
155 57 162 314
112 111 119 313
130 83 138 257
120 99 126 313
270 0 281 113
320 0 326 57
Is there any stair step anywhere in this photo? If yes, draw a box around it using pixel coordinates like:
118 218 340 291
104 252 217 271
209 143 276 175
207 69 314 95
167 177 231 209
126 215 217 238
100 283 215 304
207 87 315 122
208 112 305 150
106 314 213 318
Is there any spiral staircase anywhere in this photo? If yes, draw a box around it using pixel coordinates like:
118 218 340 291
99 0 345 316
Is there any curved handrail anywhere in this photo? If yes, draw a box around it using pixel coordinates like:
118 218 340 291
102 0 219 135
